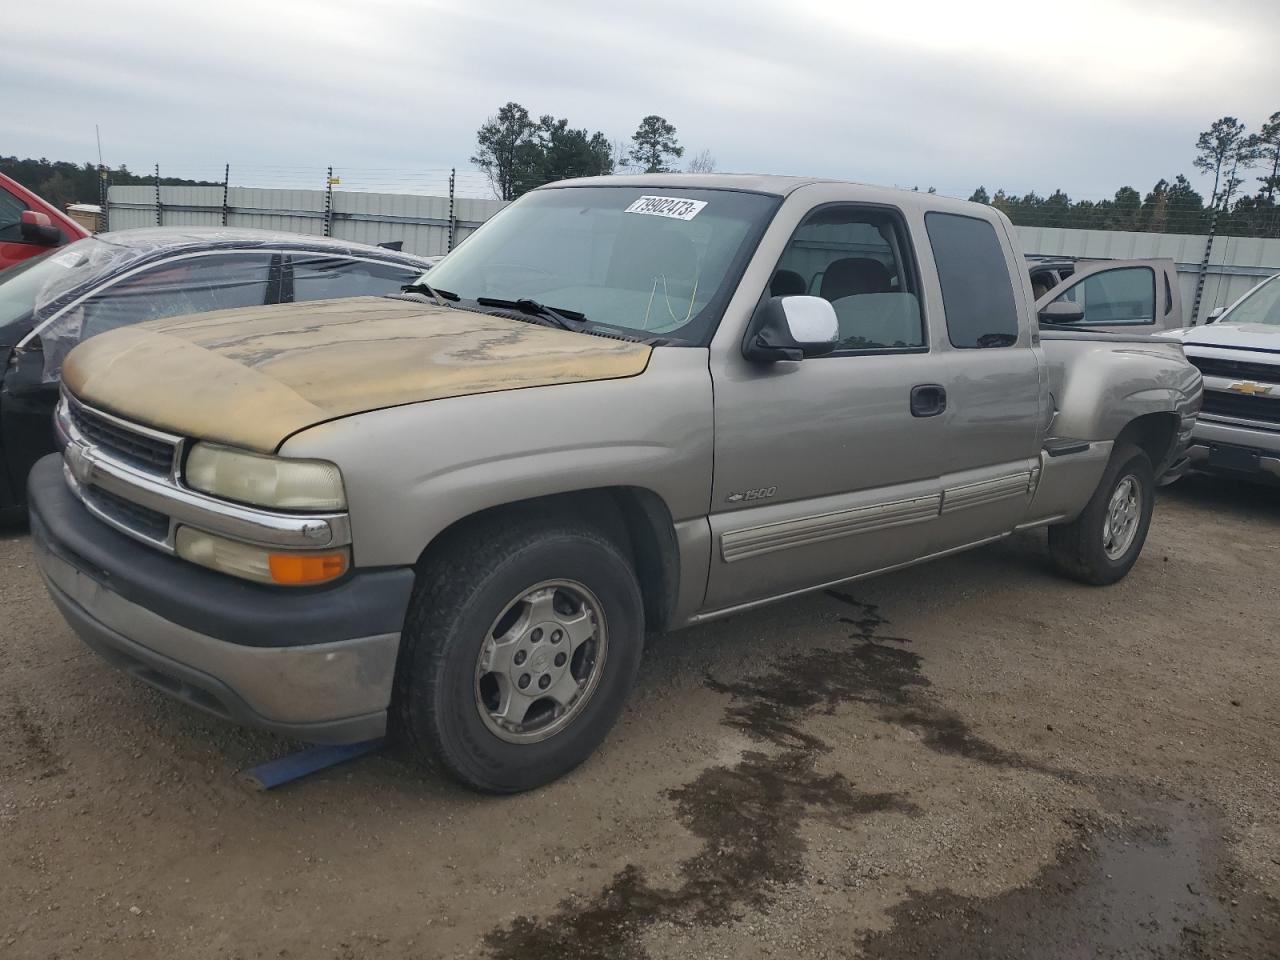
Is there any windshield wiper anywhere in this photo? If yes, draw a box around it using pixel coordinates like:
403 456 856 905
475 297 587 332
400 281 459 306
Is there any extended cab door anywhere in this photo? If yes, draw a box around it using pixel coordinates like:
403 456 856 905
704 198 952 613
922 211 1045 553
1037 259 1182 333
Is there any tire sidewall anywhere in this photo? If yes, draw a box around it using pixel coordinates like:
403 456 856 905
1084 447 1155 580
419 532 643 792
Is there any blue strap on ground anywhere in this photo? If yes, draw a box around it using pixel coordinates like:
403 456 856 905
237 739 384 791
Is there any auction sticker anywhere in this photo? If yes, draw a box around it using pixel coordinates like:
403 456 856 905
624 196 707 221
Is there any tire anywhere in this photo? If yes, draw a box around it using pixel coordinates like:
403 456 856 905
1048 443 1155 585
392 512 645 793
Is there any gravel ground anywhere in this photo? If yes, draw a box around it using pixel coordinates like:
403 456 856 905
2 474 1278 959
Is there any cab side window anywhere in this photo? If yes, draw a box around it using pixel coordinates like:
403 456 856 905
1053 267 1156 325
926 212 1020 348
0 187 28 242
78 253 276 339
769 205 925 352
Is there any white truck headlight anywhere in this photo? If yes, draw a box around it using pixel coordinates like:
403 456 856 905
184 443 346 511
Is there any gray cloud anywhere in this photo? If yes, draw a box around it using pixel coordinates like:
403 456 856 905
7 0 1279 200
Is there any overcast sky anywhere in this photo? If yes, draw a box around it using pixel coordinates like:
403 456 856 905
8 0 1279 200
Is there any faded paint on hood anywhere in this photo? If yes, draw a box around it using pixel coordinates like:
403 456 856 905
62 297 652 452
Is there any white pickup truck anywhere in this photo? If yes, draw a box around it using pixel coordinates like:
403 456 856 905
1159 273 1280 482
30 175 1202 792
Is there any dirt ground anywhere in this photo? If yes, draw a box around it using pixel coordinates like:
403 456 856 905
2 474 1278 960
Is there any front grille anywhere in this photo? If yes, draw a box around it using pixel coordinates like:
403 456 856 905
1188 355 1280 383
84 485 171 542
1201 391 1280 426
68 401 176 475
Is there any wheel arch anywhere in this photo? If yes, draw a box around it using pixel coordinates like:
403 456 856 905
1115 411 1181 474
412 485 683 633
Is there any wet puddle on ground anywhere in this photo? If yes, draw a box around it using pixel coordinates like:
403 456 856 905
484 592 1280 960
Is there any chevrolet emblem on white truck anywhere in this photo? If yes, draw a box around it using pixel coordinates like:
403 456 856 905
1227 381 1273 397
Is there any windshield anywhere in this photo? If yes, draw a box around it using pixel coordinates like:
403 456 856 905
1224 275 1280 327
417 186 779 344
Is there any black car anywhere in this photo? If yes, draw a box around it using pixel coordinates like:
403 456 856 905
0 227 432 516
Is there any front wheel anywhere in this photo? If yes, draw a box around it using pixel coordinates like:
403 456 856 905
392 515 645 793
1048 443 1155 585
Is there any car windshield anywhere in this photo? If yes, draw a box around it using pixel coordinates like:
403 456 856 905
1224 276 1280 327
416 186 779 344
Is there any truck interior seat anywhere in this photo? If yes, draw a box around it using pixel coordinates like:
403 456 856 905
819 258 891 301
769 269 807 297
832 293 923 348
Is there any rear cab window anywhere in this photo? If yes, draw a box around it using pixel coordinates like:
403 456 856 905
925 212 1020 348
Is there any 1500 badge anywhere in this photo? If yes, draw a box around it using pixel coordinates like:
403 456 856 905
726 486 777 503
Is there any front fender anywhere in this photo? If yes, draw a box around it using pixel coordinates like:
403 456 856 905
280 348 714 569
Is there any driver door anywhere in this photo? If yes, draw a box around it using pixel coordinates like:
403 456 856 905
704 202 951 612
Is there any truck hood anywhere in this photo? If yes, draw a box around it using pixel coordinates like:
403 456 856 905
61 296 652 452
1167 322 1280 354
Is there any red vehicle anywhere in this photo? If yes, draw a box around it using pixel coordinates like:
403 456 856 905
0 172 90 272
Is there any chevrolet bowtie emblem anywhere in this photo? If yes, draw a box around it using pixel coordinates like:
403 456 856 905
1227 381 1272 396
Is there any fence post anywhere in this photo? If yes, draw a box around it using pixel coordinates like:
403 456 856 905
447 168 456 252
222 163 230 227
1191 206 1219 325
98 166 109 233
323 165 334 237
153 164 162 226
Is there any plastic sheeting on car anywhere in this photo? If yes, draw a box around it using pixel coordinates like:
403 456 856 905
12 228 429 383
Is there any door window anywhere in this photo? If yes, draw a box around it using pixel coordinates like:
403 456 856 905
77 252 276 339
1053 266 1156 325
286 255 421 303
925 212 1020 348
769 205 925 351
0 187 29 242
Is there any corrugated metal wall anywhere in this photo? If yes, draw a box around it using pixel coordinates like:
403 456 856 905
107 185 509 256
107 186 1279 322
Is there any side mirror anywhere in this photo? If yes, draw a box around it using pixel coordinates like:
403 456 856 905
20 210 61 246
1205 306 1227 324
1038 301 1085 324
743 296 840 362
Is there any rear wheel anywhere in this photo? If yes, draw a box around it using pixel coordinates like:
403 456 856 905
1048 443 1154 585
392 515 644 793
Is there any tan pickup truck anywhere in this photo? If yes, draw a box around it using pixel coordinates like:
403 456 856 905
29 175 1201 792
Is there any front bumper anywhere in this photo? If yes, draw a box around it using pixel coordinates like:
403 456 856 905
1187 418 1280 481
29 455 416 743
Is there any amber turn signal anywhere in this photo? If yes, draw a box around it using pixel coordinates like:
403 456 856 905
268 551 349 585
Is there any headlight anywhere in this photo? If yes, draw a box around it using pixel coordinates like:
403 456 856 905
184 443 346 511
176 527 349 586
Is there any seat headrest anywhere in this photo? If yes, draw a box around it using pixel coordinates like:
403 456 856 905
820 258 891 301
770 269 807 297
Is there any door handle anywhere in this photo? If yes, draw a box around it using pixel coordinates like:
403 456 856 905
910 384 947 418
